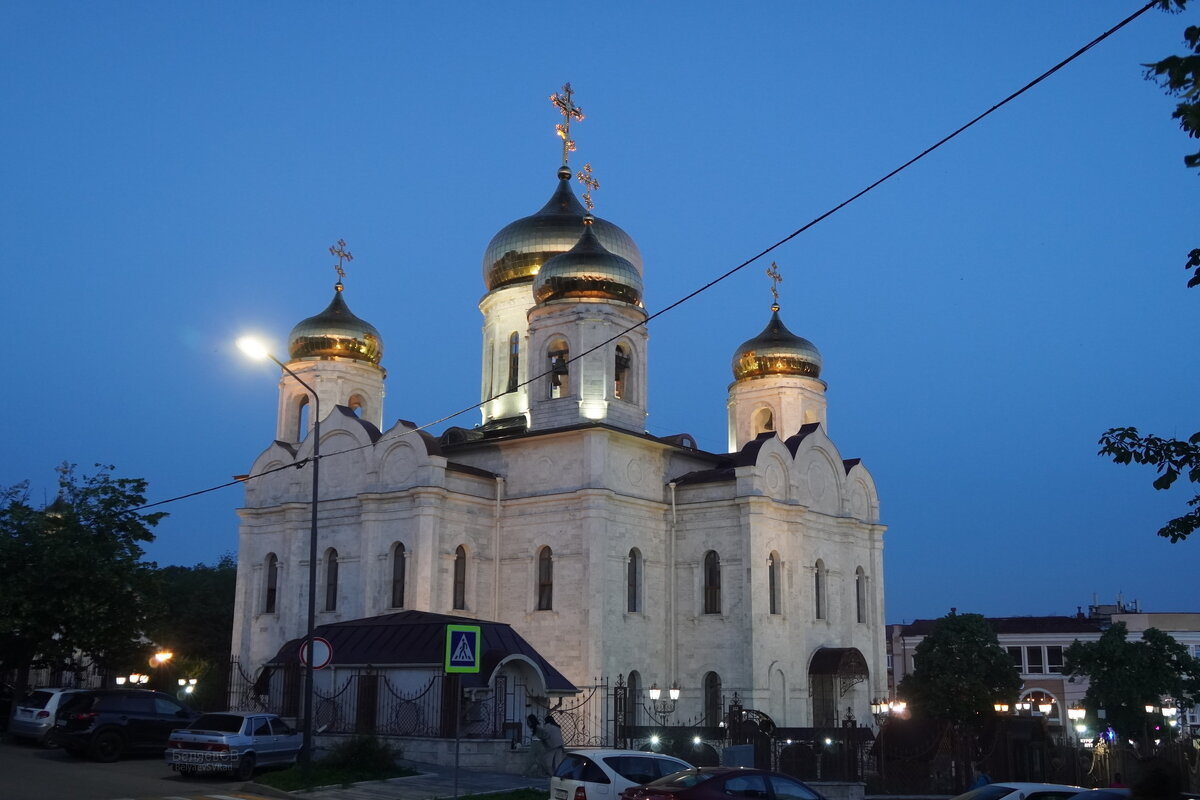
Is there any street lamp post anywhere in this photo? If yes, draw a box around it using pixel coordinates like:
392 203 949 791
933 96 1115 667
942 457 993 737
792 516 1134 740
239 337 320 771
648 682 681 723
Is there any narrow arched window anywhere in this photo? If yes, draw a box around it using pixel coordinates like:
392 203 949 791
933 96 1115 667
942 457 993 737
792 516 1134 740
703 671 722 726
548 339 569 398
814 559 826 620
703 550 721 614
297 395 310 441
855 566 867 624
391 544 407 608
324 548 339 612
626 670 642 727
627 548 642 613
264 553 278 614
753 407 775 436
453 545 467 610
483 336 494 400
614 345 630 400
537 546 554 610
768 552 780 615
348 394 365 417
507 332 520 392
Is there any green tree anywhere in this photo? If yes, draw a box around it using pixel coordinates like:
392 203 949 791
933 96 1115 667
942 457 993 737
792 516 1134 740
898 611 1021 724
1064 622 1200 740
0 464 164 694
1099 1 1199 539
142 555 237 709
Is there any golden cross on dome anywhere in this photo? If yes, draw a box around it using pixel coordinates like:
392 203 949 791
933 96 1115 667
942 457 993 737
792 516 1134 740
766 262 783 307
550 82 585 166
330 239 353 281
576 163 600 211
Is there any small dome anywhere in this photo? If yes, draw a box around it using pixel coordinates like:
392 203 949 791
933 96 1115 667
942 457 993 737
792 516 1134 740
732 307 821 380
482 166 642 291
533 221 643 306
288 283 383 366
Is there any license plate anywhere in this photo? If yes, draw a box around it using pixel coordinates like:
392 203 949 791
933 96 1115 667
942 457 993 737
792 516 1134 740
172 751 212 763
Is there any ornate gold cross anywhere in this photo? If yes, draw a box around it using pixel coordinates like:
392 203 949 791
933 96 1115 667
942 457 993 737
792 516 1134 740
766 262 783 306
576 163 600 211
550 82 585 166
330 239 353 281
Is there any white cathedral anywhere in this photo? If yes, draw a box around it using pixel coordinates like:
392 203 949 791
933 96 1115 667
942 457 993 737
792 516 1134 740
231 125 888 729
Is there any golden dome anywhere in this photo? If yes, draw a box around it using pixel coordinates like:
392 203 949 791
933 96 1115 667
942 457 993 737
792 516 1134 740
288 283 383 366
732 307 821 380
482 166 642 291
533 220 643 306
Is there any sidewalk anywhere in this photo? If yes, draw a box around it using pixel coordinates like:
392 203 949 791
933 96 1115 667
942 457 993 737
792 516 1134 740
251 762 551 800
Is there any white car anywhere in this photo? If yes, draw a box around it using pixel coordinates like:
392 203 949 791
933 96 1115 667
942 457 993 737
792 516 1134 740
952 783 1084 800
8 688 79 746
552 749 693 800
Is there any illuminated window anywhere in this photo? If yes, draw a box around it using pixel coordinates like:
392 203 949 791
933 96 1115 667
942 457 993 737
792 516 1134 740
391 543 406 609
453 545 467 610
264 553 278 614
703 550 721 614
537 546 553 610
324 548 338 612
548 340 569 398
614 345 630 400
507 332 520 392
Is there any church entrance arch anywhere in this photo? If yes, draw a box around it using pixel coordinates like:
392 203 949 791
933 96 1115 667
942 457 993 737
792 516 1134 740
808 647 868 727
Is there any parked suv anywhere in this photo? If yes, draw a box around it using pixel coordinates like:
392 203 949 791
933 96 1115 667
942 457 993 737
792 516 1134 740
53 688 196 762
9 688 80 745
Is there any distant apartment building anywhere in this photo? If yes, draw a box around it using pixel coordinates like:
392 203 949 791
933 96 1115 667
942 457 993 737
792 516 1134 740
888 598 1200 736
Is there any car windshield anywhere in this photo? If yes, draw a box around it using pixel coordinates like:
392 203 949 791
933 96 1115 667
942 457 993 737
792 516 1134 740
188 714 246 733
646 772 717 788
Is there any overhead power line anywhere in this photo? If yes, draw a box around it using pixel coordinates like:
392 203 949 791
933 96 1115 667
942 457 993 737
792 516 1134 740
130 1 1160 516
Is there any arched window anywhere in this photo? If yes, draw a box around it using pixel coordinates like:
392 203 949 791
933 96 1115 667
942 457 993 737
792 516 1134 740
627 548 642 613
264 553 278 614
626 670 642 726
814 559 826 620
391 544 407 609
548 339 569 398
703 671 722 726
768 552 781 615
753 407 775 436
348 394 365 417
297 395 310 441
855 566 867 623
537 546 554 610
703 550 721 614
483 336 494 400
507 332 520 392
453 545 467 610
324 548 339 612
614 345 630 400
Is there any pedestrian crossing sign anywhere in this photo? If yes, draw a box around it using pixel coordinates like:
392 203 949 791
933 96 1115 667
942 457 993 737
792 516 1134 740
445 624 482 673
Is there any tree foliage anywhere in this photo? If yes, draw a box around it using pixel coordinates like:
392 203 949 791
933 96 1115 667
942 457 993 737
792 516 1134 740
0 464 165 687
898 611 1021 725
1100 2 1199 539
1064 621 1200 739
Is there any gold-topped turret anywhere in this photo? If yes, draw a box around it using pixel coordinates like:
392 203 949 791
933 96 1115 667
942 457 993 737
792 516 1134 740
288 241 383 366
731 263 822 380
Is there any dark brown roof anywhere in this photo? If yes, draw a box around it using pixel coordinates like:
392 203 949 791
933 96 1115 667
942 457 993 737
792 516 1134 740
268 610 576 692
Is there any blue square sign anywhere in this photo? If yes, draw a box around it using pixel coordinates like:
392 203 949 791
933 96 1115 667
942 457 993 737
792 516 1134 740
445 624 481 673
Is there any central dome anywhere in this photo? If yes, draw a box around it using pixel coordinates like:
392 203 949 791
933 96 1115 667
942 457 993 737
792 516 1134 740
732 308 822 380
288 284 383 366
482 166 642 291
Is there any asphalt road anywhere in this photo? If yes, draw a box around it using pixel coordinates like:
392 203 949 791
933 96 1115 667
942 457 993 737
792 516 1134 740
0 736 255 800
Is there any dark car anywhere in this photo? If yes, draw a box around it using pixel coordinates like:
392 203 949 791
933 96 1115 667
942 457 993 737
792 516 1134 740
621 767 826 800
53 688 196 762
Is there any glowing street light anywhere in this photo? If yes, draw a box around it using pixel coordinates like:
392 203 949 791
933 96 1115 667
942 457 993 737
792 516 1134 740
238 335 321 771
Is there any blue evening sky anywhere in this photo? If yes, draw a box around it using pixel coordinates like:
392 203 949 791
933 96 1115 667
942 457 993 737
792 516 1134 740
3 1 1196 624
